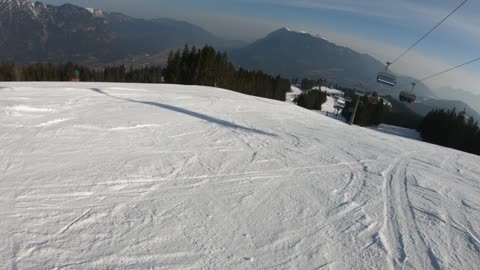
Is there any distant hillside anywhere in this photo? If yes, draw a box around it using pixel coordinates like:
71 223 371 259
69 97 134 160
407 98 480 121
230 28 436 98
435 86 480 113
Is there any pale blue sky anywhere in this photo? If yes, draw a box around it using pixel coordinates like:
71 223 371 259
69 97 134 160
42 0 480 94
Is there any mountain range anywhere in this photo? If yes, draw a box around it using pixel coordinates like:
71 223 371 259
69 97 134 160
435 86 480 113
407 98 480 121
0 0 478 118
0 0 229 65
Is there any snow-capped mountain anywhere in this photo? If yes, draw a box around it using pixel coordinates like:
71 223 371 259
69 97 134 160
84 7 104 17
0 0 222 64
0 0 115 62
0 0 35 8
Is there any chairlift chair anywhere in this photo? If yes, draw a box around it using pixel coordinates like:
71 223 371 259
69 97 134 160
367 96 380 104
377 62 397 87
399 83 417 104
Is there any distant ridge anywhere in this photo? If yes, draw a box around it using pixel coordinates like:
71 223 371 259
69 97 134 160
230 27 436 98
0 0 225 65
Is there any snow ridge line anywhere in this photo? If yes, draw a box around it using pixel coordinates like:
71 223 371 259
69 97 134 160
57 208 92 234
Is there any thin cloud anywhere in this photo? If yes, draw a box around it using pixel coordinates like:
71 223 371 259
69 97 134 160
256 0 478 40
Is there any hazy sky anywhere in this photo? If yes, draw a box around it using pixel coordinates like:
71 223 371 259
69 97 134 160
42 0 480 94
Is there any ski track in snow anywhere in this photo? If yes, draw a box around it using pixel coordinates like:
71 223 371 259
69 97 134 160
1 82 479 269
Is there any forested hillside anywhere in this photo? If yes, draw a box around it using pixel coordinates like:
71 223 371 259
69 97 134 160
164 46 290 101
0 62 164 83
419 109 480 155
0 46 290 101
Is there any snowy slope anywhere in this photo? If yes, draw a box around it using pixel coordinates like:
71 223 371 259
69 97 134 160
373 124 422 141
286 85 302 103
320 95 346 122
321 86 344 96
1 82 480 269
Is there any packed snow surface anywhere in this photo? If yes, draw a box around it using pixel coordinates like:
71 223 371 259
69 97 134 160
373 124 422 141
1 82 480 269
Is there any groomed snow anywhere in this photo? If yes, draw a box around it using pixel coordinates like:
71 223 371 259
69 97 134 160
1 82 480 269
373 124 422 141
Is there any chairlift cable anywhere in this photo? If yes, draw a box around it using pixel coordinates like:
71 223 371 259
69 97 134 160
394 56 479 100
419 56 480 82
389 0 469 66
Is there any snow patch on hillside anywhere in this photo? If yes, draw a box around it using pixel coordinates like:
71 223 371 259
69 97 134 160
286 85 302 103
85 7 104 17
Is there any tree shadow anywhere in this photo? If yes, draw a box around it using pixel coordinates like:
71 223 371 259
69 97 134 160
89 88 275 136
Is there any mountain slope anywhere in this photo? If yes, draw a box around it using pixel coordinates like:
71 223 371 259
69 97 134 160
1 82 479 269
230 28 435 97
436 86 480 113
104 13 221 57
231 28 480 117
408 98 480 120
0 0 221 64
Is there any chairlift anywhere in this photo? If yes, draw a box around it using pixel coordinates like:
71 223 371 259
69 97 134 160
377 62 397 87
367 96 380 105
334 99 345 110
399 82 417 104
383 99 393 110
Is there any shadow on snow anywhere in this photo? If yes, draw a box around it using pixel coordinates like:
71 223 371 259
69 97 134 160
89 88 276 137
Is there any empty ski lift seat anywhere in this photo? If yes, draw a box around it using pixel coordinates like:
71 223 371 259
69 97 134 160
377 72 397 86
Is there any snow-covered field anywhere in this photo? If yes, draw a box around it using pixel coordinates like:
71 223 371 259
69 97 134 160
321 86 344 96
1 82 480 269
320 94 346 122
286 85 302 103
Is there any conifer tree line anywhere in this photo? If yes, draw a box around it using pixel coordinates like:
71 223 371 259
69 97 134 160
336 87 423 129
163 45 290 101
298 78 328 91
296 90 327 110
341 94 386 126
1 46 290 102
0 62 163 83
381 96 423 129
418 109 480 155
